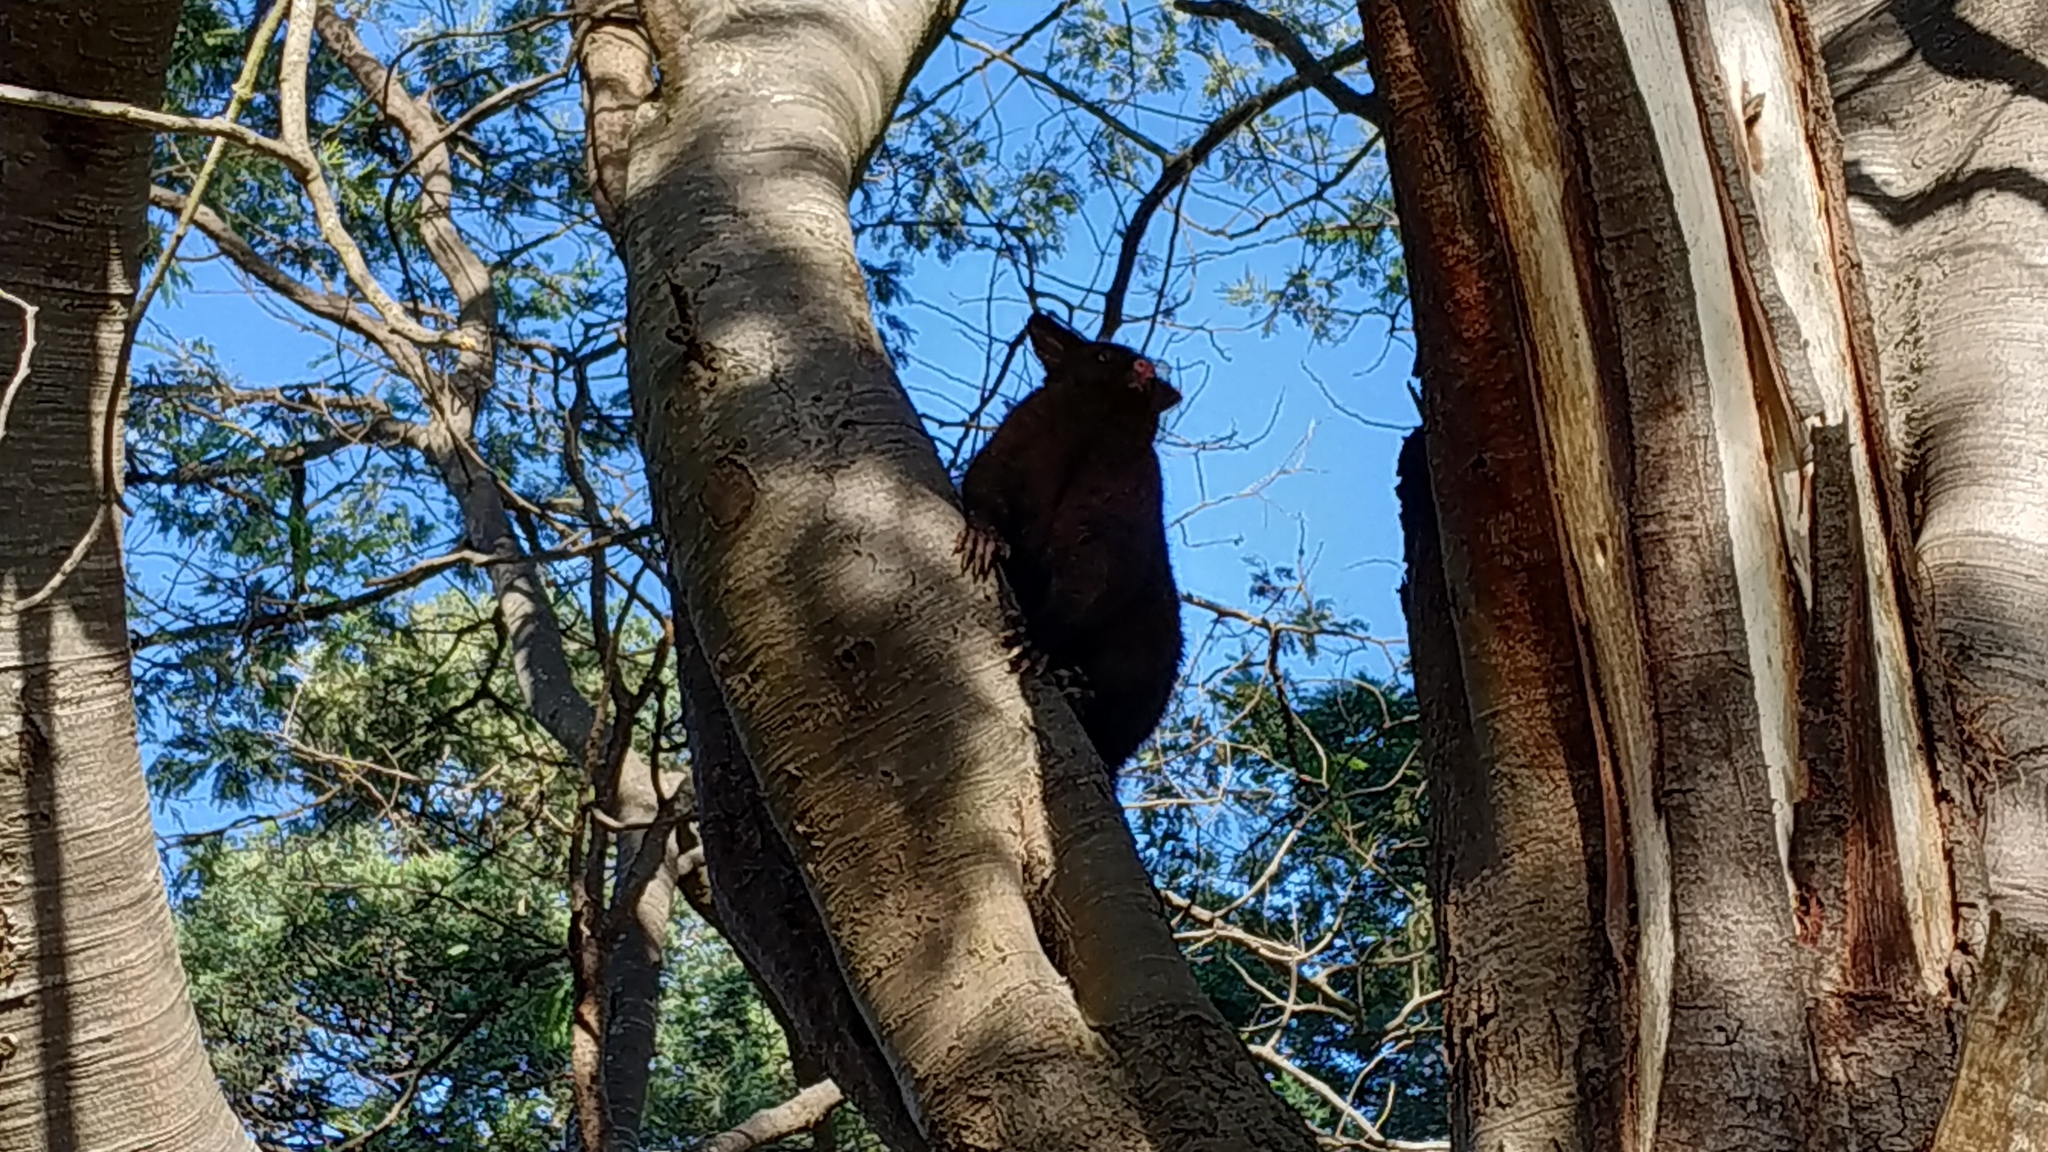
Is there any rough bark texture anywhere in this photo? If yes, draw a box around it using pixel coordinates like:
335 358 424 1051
1364 8 1625 1147
573 6 921 1147
622 4 1155 1148
1930 916 2048 1151
675 624 924 1152
1367 0 1987 1147
1815 0 2048 1142
607 2 1319 1148
1396 431 1503 1152
0 3 254 1149
1818 0 2048 928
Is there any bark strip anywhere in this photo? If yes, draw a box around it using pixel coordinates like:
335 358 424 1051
1361 5 1627 1148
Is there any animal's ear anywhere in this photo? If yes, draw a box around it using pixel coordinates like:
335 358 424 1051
1025 313 1083 373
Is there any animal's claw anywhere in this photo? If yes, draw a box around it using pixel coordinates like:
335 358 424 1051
1007 642 1052 679
1048 666 1093 703
955 516 1010 581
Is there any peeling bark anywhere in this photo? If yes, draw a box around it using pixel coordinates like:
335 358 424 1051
1367 0 1989 1146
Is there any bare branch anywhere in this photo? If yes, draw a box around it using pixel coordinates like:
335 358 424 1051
0 507 109 617
693 1081 846 1152
1247 1043 1446 1152
131 531 646 648
133 0 290 330
0 81 302 171
313 3 494 316
126 419 418 487
274 0 471 351
895 2 1074 126
952 33 1171 159
147 186 424 372
574 0 656 230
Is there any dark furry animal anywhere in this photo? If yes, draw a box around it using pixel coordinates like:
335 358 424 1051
957 312 1184 769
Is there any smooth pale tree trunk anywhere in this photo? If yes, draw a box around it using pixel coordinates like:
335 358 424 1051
1365 0 2041 1146
0 3 254 1149
575 9 920 1149
587 2 1322 1148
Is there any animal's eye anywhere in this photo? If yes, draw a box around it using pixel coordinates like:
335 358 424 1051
1095 350 1111 363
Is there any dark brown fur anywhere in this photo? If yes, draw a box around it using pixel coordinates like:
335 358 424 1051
957 313 1184 769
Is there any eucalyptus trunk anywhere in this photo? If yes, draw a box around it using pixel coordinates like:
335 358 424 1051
0 2 253 1148
585 2 1320 1148
1369 0 2045 1146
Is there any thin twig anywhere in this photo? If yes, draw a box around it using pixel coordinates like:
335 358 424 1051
1174 2 1385 127
275 0 471 350
1098 40 1372 338
133 0 291 331
0 286 37 444
693 1081 846 1152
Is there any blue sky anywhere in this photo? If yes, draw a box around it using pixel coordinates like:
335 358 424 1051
133 4 1418 841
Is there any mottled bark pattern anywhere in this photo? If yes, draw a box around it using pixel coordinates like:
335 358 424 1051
612 3 1314 1148
1817 0 2048 1142
675 627 925 1152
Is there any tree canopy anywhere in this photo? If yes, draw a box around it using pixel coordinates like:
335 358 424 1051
122 1 1436 1147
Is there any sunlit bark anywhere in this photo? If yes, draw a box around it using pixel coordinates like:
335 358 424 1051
0 3 255 1148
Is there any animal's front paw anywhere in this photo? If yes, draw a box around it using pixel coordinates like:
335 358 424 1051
1006 639 1052 679
1047 665 1093 704
955 515 1010 582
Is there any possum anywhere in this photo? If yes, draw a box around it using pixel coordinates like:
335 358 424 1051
957 312 1184 770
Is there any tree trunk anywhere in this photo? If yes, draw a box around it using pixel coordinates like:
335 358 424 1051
0 3 254 1149
573 8 921 1149
1814 2 2048 1143
589 2 1321 1148
1365 0 2024 1145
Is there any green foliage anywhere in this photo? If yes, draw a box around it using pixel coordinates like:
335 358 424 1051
153 0 593 325
178 826 807 1149
645 924 805 1140
137 1 1427 1147
179 824 570 1149
858 2 1401 351
165 594 793 1149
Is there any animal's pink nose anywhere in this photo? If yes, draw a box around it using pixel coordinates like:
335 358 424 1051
1133 359 1155 382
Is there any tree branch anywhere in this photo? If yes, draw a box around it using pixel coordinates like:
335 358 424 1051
275 0 472 351
0 82 304 171
313 3 495 321
692 1081 846 1152
147 186 418 364
126 419 417 487
1098 38 1372 338
132 531 646 648
1175 2 1385 127
133 0 291 332
574 0 656 231
952 33 1171 159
